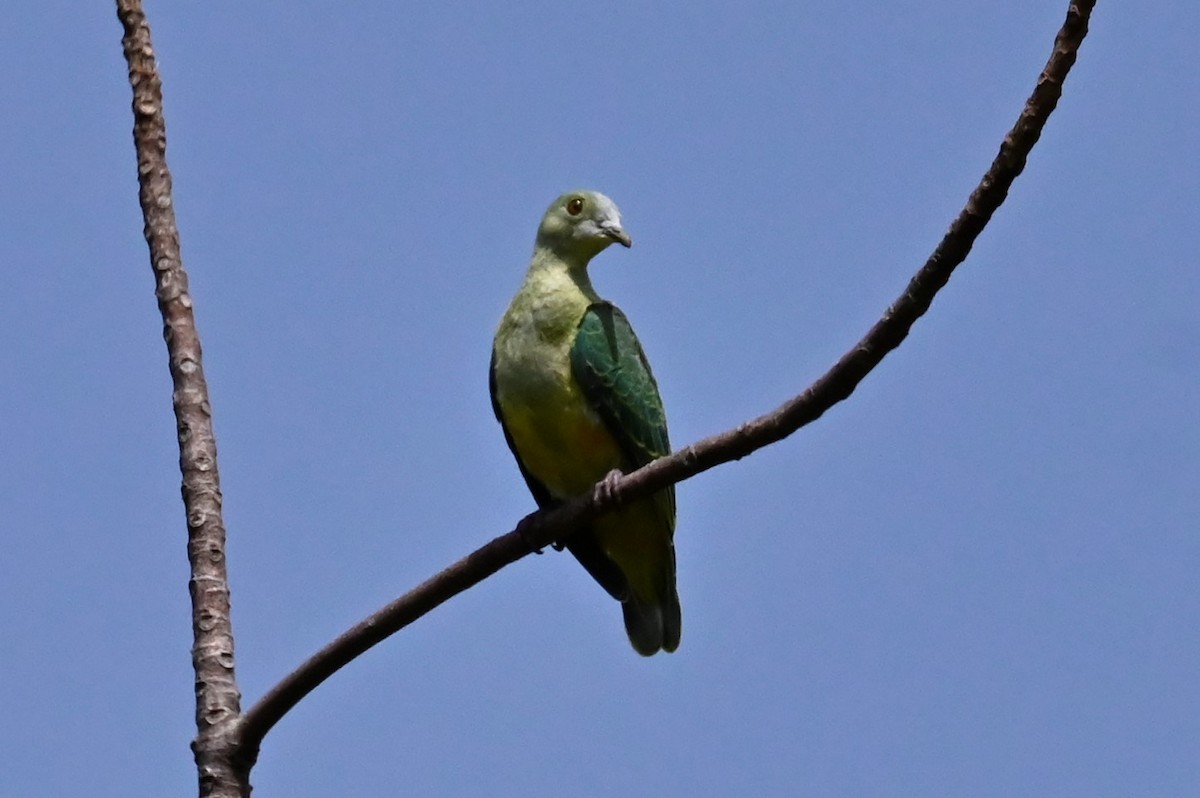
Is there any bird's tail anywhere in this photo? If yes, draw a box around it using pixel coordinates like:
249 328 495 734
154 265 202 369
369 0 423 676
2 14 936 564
622 586 681 656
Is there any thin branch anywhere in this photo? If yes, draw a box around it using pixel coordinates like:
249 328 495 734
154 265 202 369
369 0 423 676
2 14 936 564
116 2 247 797
238 0 1096 759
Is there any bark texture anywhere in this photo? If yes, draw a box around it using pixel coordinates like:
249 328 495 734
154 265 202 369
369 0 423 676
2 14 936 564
115 2 247 795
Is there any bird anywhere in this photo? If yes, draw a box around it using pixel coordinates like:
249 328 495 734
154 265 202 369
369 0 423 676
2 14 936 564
490 189 680 656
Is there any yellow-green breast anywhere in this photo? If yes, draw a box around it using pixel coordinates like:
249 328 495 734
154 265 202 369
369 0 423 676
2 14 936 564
492 255 626 499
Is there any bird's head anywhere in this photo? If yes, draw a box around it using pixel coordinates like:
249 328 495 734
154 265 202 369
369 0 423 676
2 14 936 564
535 190 632 263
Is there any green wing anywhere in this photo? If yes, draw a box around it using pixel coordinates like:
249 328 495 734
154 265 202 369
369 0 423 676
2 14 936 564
571 302 681 654
569 302 675 525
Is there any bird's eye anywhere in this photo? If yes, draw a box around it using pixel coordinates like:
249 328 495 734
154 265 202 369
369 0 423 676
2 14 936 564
566 198 584 216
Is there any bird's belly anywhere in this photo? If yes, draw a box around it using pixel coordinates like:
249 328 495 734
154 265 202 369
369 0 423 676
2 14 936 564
502 385 624 500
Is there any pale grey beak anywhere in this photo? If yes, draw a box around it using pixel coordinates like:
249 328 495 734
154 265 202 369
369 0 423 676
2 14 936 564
600 222 632 248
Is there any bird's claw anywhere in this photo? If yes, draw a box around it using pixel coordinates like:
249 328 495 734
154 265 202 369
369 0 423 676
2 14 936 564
592 469 625 507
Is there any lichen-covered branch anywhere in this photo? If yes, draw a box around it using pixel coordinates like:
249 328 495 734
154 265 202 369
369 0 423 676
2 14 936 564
115 2 247 796
238 0 1097 761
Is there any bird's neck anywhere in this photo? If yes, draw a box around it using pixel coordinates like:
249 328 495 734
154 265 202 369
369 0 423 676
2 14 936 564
526 246 601 304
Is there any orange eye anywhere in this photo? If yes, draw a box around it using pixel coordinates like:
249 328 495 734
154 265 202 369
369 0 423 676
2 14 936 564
566 198 584 216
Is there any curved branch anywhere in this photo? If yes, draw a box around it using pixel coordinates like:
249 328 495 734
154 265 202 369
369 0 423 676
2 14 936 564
239 0 1096 760
116 2 246 796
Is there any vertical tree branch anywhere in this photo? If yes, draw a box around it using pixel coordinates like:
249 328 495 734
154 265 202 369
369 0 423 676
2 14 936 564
115 2 247 796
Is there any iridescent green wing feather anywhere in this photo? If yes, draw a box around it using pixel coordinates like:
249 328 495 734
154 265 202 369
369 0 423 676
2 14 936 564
569 302 675 525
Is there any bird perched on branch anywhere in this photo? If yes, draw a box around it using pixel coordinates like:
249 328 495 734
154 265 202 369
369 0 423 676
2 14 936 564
490 190 680 655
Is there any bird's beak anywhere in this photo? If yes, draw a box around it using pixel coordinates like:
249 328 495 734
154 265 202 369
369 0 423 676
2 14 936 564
600 221 632 248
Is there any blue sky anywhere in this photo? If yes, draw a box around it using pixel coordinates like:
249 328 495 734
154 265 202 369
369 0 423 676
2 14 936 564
2 2 1197 796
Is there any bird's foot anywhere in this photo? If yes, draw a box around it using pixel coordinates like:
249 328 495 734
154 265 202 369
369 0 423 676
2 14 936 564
515 514 544 554
592 469 625 507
